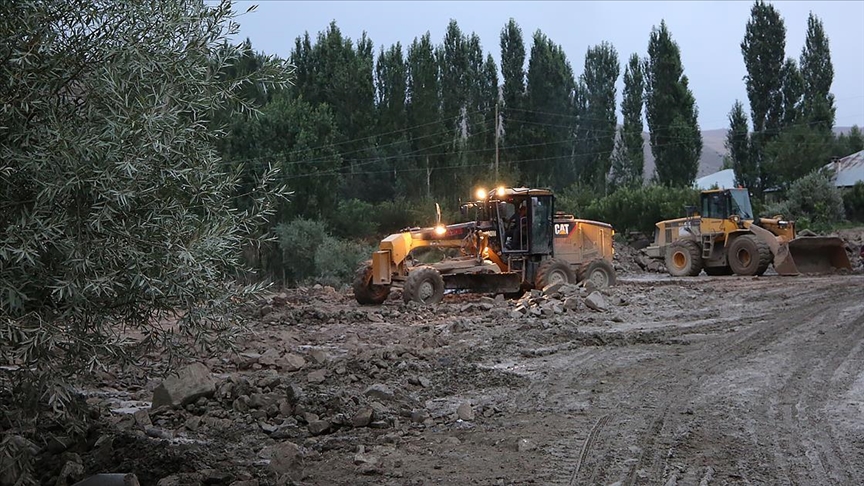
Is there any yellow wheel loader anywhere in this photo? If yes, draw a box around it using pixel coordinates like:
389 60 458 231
353 187 618 305
642 188 852 277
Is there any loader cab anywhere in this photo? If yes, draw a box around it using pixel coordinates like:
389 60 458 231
700 188 754 221
492 189 554 255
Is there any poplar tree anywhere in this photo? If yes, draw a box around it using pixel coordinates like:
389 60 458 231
644 20 702 187
611 53 645 190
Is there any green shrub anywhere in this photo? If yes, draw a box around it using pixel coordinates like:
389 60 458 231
328 199 378 239
276 218 374 287
843 181 864 223
764 170 845 232
276 218 330 284
557 184 701 236
313 237 372 288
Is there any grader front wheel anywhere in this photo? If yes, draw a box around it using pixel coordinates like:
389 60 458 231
402 266 445 305
353 261 391 305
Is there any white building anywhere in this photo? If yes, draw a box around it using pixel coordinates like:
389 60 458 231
695 168 737 190
825 149 864 188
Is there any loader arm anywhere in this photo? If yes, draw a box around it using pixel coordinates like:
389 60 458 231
744 219 852 275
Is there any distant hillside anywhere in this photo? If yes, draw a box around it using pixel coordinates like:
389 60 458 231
638 126 857 181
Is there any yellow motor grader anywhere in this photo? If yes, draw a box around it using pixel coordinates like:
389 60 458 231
353 187 617 305
642 187 852 277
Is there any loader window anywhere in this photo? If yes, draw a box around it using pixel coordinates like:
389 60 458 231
500 199 528 252
701 193 728 219
530 196 553 254
728 189 754 219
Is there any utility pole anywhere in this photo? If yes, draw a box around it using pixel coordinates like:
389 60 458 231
494 100 499 180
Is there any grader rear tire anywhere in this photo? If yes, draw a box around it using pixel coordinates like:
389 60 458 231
402 266 445 305
665 240 703 277
535 258 576 289
578 258 617 288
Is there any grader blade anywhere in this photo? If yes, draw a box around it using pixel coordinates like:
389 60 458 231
786 236 852 275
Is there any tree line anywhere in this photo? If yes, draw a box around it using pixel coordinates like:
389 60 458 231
216 17 702 220
218 6 862 245
726 0 863 198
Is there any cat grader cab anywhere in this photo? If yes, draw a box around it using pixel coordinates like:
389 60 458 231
643 187 852 277
353 186 617 305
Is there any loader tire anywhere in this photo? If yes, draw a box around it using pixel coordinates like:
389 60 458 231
728 234 772 276
535 258 575 289
353 261 390 305
402 266 445 305
578 258 617 289
665 240 703 277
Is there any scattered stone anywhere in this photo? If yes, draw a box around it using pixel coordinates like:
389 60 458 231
307 420 331 436
309 349 328 364
307 369 327 383
456 402 475 421
259 349 280 367
585 291 609 312
364 384 394 401
517 438 537 452
267 441 302 476
411 409 430 424
352 407 374 427
542 281 564 296
281 354 306 372
151 362 216 410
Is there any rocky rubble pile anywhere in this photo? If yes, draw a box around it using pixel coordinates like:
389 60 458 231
509 281 617 318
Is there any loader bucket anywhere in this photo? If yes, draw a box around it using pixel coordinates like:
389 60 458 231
785 236 852 275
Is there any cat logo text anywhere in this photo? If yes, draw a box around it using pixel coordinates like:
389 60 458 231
554 223 571 236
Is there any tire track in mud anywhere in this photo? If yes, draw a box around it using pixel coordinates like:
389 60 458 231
616 283 864 486
758 303 864 485
529 280 864 485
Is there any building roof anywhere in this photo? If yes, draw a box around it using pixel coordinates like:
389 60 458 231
826 150 864 187
695 169 737 190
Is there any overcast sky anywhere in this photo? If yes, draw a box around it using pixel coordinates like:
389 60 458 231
227 0 864 131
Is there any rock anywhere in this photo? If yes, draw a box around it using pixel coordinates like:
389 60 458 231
353 452 379 465
542 281 564 296
201 470 232 485
408 375 431 388
279 353 306 372
267 441 302 476
259 348 280 367
585 291 609 312
456 402 474 421
307 369 326 383
285 384 303 404
157 474 203 486
55 459 85 486
185 416 202 431
307 420 331 436
133 409 152 428
230 481 259 486
517 438 537 452
411 409 430 424
352 407 374 427
480 296 497 306
563 297 581 311
145 426 173 440
151 363 216 410
309 349 328 364
364 384 394 401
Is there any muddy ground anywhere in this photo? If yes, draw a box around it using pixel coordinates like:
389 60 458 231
15 236 864 486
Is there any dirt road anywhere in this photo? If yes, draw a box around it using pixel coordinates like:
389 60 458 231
24 269 864 485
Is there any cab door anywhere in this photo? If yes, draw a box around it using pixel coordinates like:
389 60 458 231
529 195 553 254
